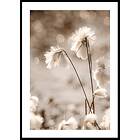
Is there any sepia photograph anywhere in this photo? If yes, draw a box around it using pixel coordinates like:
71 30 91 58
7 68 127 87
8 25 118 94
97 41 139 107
30 10 110 130
21 1 119 138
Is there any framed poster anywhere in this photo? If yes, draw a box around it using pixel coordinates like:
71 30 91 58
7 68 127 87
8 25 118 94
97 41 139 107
20 0 120 139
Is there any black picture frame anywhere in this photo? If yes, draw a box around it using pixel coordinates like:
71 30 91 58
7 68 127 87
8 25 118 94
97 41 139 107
20 0 120 139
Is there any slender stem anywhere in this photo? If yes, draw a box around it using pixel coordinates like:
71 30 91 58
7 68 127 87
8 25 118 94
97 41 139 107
63 50 101 130
89 54 95 114
89 102 93 113
63 50 91 109
85 39 101 130
88 51 94 94
95 121 101 130
92 97 95 113
88 41 95 113
85 99 87 115
85 38 95 113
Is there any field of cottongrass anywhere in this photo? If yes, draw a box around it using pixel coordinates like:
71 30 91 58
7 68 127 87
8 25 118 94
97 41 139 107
30 10 110 130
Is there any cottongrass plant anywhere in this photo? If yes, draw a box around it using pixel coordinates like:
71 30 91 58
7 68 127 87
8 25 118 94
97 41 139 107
100 109 110 130
82 113 97 130
44 26 110 130
44 45 91 111
71 26 96 60
58 117 78 130
94 88 107 98
30 95 44 130
93 63 110 88
44 46 68 69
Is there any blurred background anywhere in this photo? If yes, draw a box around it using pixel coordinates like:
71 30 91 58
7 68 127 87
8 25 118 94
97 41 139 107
30 10 110 129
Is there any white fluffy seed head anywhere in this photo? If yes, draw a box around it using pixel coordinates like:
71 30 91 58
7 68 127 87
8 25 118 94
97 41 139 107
58 117 78 130
93 66 110 88
71 26 96 60
30 112 44 130
44 46 68 69
94 88 107 98
30 96 39 113
58 120 66 130
82 113 97 130
100 109 110 130
84 113 97 123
